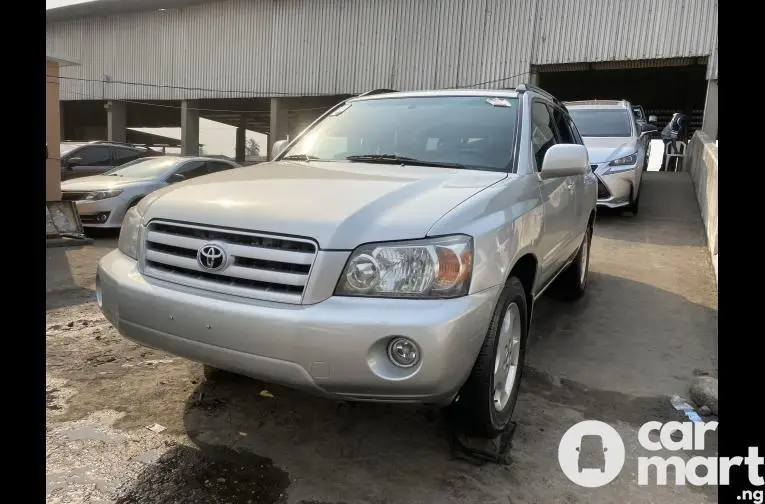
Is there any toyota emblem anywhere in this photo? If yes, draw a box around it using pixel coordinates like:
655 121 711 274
197 244 227 272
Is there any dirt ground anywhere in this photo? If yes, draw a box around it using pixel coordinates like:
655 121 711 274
46 173 718 504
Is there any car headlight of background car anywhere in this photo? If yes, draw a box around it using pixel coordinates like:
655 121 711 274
118 206 143 260
335 235 473 299
84 189 123 201
607 153 638 172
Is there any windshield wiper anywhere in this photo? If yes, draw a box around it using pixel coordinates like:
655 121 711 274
345 154 466 170
282 154 320 161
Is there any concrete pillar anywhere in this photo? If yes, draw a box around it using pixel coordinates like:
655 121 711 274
235 115 247 163
46 60 62 201
529 68 540 86
181 100 200 156
268 98 289 160
106 100 126 142
701 79 718 141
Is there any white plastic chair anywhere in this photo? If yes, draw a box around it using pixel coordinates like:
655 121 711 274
663 140 687 172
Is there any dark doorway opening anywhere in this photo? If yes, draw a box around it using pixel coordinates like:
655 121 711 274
537 60 708 135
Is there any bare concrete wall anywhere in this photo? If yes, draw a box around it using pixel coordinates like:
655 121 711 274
686 131 718 284
46 60 61 201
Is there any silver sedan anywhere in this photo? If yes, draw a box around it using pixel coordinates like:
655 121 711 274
566 100 653 215
60 156 240 228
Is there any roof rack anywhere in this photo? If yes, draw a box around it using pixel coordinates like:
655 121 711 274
87 140 158 150
515 83 563 105
356 88 398 97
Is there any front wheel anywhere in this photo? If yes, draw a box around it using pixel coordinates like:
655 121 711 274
551 226 592 301
451 277 528 438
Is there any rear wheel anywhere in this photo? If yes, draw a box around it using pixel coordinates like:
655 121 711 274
451 277 528 438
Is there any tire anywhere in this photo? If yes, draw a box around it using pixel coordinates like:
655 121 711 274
451 276 528 438
552 226 592 301
627 187 640 215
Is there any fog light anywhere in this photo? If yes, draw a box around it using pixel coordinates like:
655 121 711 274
97 212 109 223
387 337 420 368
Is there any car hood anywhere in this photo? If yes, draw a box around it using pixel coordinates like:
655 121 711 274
583 137 639 164
61 175 154 191
140 160 506 250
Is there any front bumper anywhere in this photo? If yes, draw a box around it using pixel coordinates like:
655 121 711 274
591 164 637 208
97 250 500 405
73 197 130 228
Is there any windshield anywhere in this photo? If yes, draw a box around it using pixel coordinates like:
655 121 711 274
103 157 178 178
61 143 86 156
569 109 634 137
282 96 519 172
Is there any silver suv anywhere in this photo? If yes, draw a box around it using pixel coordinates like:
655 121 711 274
97 85 597 437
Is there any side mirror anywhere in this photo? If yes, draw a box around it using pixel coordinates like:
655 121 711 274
271 139 288 160
168 173 186 184
648 115 658 123
540 144 589 179
65 157 83 168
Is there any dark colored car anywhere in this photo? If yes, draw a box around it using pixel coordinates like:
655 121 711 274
577 434 607 472
60 141 163 181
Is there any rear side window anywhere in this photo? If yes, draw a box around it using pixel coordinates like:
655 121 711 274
77 146 111 166
530 101 558 172
176 161 209 179
208 161 235 173
113 147 140 164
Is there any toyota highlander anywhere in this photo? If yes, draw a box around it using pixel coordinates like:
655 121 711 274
97 85 597 438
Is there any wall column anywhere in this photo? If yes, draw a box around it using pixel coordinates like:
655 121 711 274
46 60 62 201
106 100 126 142
181 100 200 156
235 115 247 163
529 67 540 86
268 97 289 160
701 79 718 141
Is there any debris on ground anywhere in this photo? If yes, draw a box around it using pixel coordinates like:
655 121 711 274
670 394 702 423
259 390 274 398
141 359 175 366
689 375 718 416
146 423 167 434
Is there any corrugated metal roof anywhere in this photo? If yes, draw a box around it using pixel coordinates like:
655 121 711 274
46 0 718 101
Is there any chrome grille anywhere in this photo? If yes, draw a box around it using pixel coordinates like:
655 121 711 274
142 221 317 304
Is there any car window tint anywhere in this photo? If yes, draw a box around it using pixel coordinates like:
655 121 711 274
552 107 576 144
175 161 208 179
113 147 140 164
531 101 557 171
208 161 235 173
77 146 111 166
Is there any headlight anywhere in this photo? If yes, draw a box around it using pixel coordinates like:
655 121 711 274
608 153 638 169
118 206 143 260
335 235 473 298
85 189 123 201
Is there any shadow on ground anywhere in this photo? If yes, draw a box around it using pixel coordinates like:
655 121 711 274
593 172 706 248
111 270 717 503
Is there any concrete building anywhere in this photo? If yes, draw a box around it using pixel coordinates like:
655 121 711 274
46 0 718 159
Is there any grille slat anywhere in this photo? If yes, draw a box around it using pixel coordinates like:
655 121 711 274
61 191 90 201
142 221 317 304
